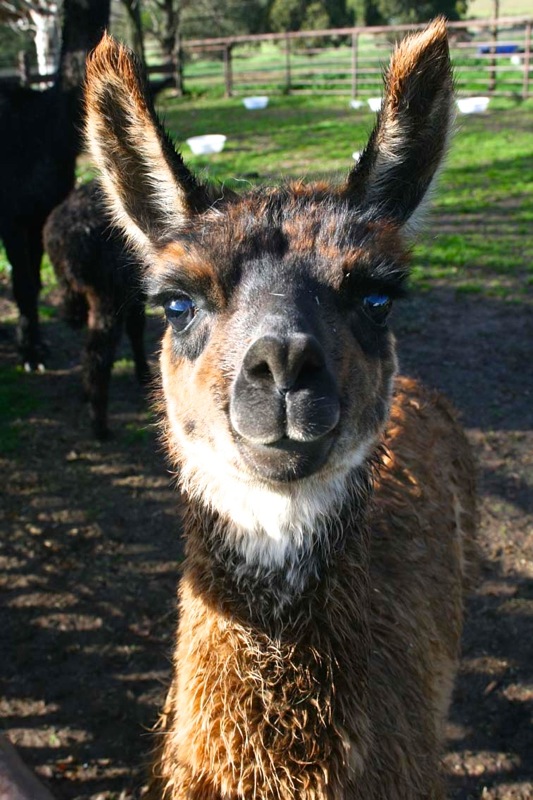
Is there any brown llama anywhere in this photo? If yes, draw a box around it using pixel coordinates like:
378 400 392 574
43 179 150 439
85 19 477 799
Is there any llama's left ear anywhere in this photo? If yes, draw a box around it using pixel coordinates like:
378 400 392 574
85 33 208 253
344 17 454 231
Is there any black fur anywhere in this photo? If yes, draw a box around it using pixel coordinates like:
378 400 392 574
0 0 110 370
44 180 150 439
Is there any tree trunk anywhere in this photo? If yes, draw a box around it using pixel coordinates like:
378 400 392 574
59 0 111 89
121 0 145 61
29 4 61 79
161 0 184 95
172 30 184 96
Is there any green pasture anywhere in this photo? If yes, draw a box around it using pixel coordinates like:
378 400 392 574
0 365 42 451
180 38 527 98
182 38 389 96
469 0 532 17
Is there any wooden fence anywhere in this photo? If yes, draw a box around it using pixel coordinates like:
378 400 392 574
149 16 532 100
3 17 532 100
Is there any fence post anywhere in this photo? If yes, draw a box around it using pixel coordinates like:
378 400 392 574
171 37 185 96
18 51 31 87
285 34 292 94
523 21 532 99
488 3 500 93
351 31 359 99
223 44 233 97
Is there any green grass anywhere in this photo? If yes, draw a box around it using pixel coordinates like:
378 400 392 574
0 366 43 452
158 93 375 181
124 418 158 445
468 0 532 17
180 30 530 99
412 100 533 296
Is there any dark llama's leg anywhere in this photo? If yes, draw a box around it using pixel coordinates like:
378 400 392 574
61 285 89 329
4 223 46 370
83 297 122 439
125 300 151 385
51 256 88 328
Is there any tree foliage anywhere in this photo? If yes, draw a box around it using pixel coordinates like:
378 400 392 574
180 0 271 39
269 0 355 33
348 0 467 26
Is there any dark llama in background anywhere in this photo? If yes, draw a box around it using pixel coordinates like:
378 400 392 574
0 0 110 371
86 17 477 800
44 179 151 439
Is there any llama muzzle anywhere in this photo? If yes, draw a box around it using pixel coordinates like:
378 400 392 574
229 302 341 481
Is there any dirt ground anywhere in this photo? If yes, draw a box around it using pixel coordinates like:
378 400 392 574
1 257 532 798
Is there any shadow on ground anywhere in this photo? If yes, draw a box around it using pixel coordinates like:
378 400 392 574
396 289 533 799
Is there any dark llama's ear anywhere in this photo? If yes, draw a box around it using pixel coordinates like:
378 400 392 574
344 17 454 230
85 33 208 252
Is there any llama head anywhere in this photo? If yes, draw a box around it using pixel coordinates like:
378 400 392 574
85 20 453 553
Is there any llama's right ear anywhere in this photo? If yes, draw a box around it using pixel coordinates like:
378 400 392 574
344 18 454 231
85 34 207 252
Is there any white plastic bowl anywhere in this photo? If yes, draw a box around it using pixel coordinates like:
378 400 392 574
367 97 382 112
456 96 490 114
350 99 364 110
186 134 227 155
243 96 269 110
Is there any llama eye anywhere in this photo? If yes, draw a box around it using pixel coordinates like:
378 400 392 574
362 294 392 324
165 296 197 332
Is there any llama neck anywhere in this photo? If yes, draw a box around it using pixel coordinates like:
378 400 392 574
159 469 375 798
182 465 373 627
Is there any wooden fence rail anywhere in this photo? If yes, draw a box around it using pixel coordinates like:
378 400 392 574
4 17 532 100
168 16 532 100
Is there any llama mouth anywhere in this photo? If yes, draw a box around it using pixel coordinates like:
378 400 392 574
235 434 335 483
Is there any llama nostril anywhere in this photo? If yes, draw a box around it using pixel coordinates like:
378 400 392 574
247 359 275 384
295 348 324 383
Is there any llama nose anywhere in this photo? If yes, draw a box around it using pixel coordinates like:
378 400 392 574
242 333 325 394
230 332 340 446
